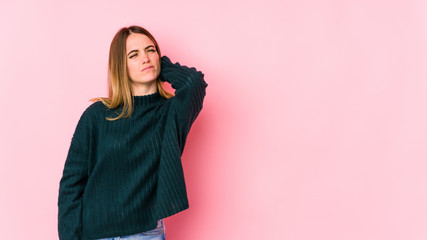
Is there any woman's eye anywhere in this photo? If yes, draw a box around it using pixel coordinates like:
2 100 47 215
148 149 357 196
147 49 156 52
130 54 137 58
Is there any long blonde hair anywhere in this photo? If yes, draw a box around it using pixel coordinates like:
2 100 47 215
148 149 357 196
91 25 174 121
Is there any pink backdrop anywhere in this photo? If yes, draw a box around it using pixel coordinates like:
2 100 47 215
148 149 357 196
1 0 427 239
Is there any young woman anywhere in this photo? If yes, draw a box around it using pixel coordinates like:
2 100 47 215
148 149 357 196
58 25 207 240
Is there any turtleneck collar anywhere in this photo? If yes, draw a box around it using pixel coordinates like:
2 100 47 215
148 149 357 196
132 92 163 105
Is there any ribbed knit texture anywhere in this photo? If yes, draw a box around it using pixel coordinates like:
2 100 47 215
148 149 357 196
58 56 207 240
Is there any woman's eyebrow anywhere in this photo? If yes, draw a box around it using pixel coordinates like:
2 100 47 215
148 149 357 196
127 45 155 56
127 49 138 56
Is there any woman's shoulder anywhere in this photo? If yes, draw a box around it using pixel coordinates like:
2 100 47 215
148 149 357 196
79 100 108 122
87 100 107 111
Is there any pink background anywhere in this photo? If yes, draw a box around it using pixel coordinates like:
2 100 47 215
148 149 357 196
1 0 427 239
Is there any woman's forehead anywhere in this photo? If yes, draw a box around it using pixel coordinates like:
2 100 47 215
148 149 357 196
126 33 154 50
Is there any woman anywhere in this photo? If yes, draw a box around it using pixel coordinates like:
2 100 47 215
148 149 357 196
58 25 207 240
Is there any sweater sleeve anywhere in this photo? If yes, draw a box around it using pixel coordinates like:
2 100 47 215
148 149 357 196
58 108 92 240
159 55 208 133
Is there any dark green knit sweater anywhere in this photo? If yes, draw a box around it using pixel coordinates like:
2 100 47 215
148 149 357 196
58 56 207 240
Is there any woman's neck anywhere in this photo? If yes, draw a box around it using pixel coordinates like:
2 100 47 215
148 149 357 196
132 80 157 96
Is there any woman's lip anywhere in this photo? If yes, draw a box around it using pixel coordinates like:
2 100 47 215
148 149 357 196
142 66 153 71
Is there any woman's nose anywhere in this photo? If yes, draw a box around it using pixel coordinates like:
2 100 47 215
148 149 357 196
141 53 150 64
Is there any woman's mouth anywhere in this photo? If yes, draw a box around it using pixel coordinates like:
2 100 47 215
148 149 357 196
142 66 153 71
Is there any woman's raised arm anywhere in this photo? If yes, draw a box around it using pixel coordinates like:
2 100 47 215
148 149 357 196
159 55 208 131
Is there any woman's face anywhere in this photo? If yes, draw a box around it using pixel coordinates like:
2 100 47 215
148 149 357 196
126 33 160 86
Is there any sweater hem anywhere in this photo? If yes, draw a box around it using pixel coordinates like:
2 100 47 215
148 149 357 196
82 204 189 240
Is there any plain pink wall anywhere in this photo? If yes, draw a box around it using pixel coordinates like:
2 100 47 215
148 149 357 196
1 0 427 239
